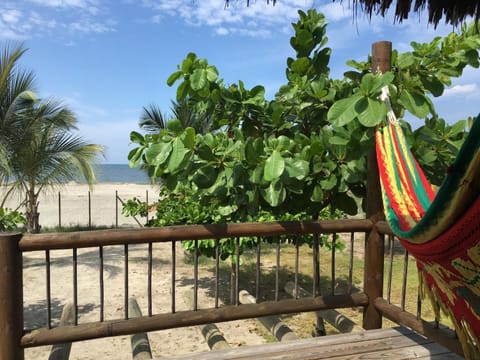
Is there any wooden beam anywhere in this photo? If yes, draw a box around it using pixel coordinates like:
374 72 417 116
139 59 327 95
374 297 464 357
363 40 391 330
0 232 24 360
21 293 368 347
19 219 373 251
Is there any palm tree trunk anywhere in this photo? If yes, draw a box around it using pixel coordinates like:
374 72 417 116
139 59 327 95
25 183 40 233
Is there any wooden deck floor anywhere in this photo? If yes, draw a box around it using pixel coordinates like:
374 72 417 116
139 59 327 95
161 326 463 359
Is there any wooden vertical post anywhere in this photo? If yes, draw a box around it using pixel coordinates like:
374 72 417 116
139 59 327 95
0 232 24 360
362 41 391 330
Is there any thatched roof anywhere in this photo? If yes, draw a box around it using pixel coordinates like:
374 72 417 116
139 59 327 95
355 0 479 27
225 0 479 27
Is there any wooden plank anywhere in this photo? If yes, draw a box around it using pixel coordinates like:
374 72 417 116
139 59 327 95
159 327 462 360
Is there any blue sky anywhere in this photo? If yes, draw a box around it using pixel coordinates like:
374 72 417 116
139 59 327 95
1 0 479 163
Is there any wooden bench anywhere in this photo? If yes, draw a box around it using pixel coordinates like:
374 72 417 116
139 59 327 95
161 327 463 359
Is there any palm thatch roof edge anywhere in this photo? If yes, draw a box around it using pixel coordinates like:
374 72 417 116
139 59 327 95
224 0 479 27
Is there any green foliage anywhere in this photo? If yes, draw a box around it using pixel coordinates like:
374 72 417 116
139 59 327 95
404 117 469 186
122 197 149 218
123 190 343 261
0 208 26 231
128 10 479 262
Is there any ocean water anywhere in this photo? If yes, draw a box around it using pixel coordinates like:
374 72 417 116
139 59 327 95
94 164 152 184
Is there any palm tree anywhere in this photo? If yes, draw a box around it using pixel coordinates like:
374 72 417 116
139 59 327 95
7 98 103 232
0 44 104 233
0 44 36 178
170 99 214 134
139 99 213 135
139 103 167 133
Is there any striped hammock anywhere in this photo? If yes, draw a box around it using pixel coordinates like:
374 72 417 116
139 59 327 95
375 115 480 359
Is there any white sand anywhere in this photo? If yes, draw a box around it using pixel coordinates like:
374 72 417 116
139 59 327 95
0 183 267 359
1 182 162 229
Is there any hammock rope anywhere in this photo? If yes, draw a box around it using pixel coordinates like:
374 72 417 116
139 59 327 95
375 86 480 359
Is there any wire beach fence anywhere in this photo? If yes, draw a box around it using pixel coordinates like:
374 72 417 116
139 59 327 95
0 183 160 230
57 189 152 229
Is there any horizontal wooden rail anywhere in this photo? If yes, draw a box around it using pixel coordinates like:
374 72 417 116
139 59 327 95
375 221 393 235
21 293 368 347
373 297 464 357
19 219 373 251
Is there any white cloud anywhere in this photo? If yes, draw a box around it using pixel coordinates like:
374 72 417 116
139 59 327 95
317 2 350 22
141 0 328 37
2 9 22 24
443 84 478 97
215 27 229 36
0 0 114 40
28 0 100 14
58 96 109 119
69 18 116 33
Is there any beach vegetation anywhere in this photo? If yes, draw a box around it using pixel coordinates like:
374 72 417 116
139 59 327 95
130 10 477 221
0 44 105 233
127 10 478 299
0 207 26 231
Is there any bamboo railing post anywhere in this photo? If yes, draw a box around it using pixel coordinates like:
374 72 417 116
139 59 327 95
363 41 390 330
0 232 24 360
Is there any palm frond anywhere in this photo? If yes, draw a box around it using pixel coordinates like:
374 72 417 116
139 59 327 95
139 104 166 133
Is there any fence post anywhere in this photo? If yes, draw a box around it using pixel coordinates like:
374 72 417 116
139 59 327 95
0 232 24 360
58 191 62 229
363 41 390 330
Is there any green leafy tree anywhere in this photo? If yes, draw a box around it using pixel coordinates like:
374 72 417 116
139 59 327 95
128 10 477 264
0 44 104 233
127 12 478 304
130 11 477 217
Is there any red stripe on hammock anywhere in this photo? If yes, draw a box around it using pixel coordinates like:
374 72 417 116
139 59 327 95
399 196 480 261
376 129 411 230
390 124 425 220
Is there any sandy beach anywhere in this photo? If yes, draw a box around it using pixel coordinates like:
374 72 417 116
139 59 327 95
0 183 267 359
1 182 162 229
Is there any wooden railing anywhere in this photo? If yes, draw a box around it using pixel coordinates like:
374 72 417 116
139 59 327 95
0 218 463 359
